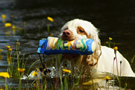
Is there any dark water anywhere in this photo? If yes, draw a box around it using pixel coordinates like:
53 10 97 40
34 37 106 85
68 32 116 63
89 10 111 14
0 0 135 89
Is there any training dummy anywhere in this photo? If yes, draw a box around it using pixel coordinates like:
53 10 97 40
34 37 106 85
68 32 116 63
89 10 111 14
37 37 96 55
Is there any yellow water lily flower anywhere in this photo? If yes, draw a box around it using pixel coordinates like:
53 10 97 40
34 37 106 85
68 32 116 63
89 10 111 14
113 46 118 51
5 23 12 27
0 72 10 78
47 17 54 22
12 25 15 30
0 49 3 52
0 88 4 90
109 37 112 40
105 76 111 80
32 71 38 76
1 14 6 19
6 46 12 51
8 48 12 51
7 46 10 49
62 69 71 73
18 68 25 73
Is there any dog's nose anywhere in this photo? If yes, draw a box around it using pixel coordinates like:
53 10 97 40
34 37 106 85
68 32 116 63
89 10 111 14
63 30 71 36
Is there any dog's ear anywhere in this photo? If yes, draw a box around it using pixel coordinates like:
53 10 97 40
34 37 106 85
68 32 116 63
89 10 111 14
86 31 101 66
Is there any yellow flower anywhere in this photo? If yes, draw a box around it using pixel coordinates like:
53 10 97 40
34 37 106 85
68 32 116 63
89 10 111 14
5 23 12 27
1 14 6 19
18 68 25 73
62 69 71 73
7 46 12 51
0 49 3 52
109 37 112 40
8 48 12 51
106 76 111 80
12 25 15 30
0 72 10 78
32 71 38 76
113 46 118 51
47 17 54 22
0 88 4 90
7 46 10 49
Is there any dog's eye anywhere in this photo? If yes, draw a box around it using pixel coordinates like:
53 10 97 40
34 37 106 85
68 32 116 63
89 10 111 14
79 29 85 33
77 26 87 36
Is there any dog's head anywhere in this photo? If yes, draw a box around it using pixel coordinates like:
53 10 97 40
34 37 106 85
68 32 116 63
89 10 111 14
60 19 99 40
60 19 101 66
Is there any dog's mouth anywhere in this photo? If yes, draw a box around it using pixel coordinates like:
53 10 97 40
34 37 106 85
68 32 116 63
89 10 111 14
61 35 75 41
61 30 80 59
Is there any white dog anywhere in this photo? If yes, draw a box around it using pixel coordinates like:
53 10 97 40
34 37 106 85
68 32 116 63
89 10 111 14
60 19 135 77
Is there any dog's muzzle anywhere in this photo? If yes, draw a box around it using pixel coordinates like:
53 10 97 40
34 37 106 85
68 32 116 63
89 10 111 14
61 30 74 41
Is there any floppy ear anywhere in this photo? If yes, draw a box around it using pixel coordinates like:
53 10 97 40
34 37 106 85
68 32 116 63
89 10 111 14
86 30 102 66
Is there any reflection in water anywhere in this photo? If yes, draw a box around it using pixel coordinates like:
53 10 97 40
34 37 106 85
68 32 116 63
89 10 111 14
0 0 135 89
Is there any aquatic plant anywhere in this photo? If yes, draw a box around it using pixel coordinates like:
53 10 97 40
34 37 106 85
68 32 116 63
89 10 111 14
113 46 122 90
12 25 16 35
17 68 25 73
47 16 54 22
0 72 10 89
0 72 10 78
0 49 3 55
62 69 71 73
5 23 12 27
1 14 6 19
113 46 118 51
32 71 38 76
105 37 118 48
113 46 119 75
47 16 54 33
108 37 112 47
1 14 6 23
105 76 111 81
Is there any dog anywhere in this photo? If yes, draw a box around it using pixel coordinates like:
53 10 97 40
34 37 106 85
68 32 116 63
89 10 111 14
60 19 135 77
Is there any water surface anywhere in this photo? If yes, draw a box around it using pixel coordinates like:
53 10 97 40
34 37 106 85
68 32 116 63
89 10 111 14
0 0 135 89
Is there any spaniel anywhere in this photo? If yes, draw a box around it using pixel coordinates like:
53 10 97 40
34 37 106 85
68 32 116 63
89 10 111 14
60 19 135 77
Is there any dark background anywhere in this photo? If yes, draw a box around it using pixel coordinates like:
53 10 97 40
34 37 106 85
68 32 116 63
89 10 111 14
0 0 135 68
0 0 135 88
